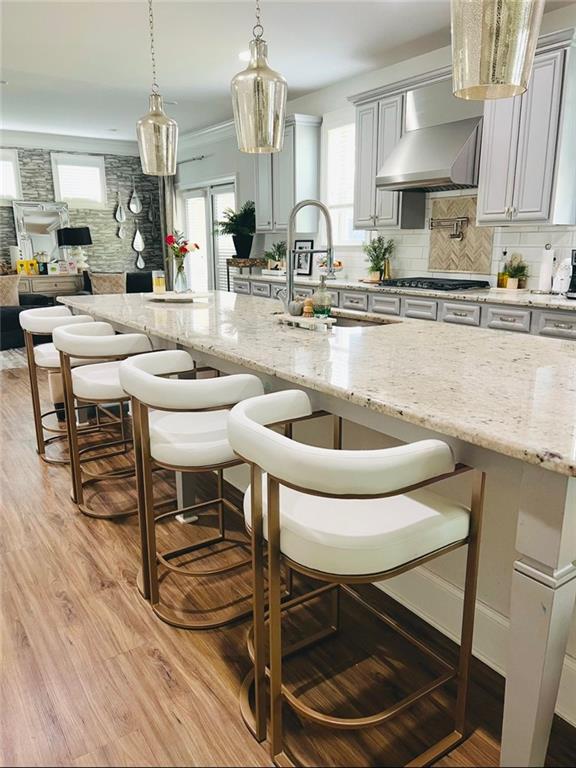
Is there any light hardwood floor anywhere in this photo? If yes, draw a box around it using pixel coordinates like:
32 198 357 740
1 349 574 767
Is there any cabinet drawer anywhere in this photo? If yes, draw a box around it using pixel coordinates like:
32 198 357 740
341 291 368 311
17 278 31 292
328 290 339 308
441 302 481 327
251 281 271 298
233 279 251 295
403 298 438 321
294 287 314 300
369 294 401 316
485 307 531 333
535 311 576 340
32 277 79 294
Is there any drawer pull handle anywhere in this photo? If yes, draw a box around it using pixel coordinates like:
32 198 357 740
552 322 573 330
499 316 519 323
452 311 468 318
347 298 362 304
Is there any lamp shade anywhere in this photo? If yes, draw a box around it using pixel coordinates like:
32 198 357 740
57 227 92 247
231 38 287 153
451 0 545 100
137 93 178 176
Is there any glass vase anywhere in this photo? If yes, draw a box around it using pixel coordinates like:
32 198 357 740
173 261 188 293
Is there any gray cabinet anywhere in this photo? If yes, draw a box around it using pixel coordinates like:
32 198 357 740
341 291 368 311
369 294 401 316
403 298 438 321
254 115 321 234
353 103 379 229
375 96 403 227
440 301 481 327
251 281 271 298
484 307 531 334
233 278 251 295
534 311 576 340
477 50 566 225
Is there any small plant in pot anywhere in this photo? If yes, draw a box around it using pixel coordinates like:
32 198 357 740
217 200 255 260
363 235 395 282
504 254 529 289
264 240 286 271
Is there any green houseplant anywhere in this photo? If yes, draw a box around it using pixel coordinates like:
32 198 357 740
504 253 529 289
264 240 286 270
217 200 256 259
363 236 395 281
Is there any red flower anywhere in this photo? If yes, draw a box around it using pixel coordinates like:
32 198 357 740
165 234 176 245
179 245 187 255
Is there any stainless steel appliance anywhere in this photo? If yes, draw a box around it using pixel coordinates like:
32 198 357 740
565 250 576 300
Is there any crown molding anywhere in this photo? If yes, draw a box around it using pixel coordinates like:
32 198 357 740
0 130 139 156
178 120 237 155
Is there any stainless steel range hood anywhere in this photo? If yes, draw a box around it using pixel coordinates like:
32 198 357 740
376 79 484 193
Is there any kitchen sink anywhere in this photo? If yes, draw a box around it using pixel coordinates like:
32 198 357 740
333 315 399 327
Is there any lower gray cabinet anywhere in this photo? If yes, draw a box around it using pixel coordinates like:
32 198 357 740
369 294 401 315
341 291 369 311
403 298 438 321
328 290 339 308
440 302 481 327
251 281 271 298
233 279 251 295
484 306 531 333
294 286 314 300
534 311 576 340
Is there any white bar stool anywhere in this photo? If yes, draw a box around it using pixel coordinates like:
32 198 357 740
53 321 152 517
228 390 485 767
119 349 264 627
19 306 94 464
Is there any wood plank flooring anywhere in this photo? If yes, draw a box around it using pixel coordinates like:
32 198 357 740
1 349 574 767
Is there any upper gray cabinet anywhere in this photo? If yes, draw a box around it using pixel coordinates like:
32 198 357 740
478 44 576 226
254 114 321 233
353 95 407 229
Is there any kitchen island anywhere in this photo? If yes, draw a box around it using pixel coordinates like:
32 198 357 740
59 290 576 768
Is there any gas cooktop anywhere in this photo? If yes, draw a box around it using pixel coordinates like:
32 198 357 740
378 277 491 292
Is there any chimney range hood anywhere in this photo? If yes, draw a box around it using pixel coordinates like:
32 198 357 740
375 116 483 193
375 77 485 193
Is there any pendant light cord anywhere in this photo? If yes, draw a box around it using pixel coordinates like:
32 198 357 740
253 0 264 39
148 0 159 93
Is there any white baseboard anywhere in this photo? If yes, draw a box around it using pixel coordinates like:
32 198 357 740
378 566 576 727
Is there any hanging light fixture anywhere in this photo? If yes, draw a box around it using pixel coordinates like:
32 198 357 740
231 0 287 153
451 0 545 100
137 0 178 175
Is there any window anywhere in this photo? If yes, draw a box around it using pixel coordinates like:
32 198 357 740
322 120 365 246
0 148 22 204
179 182 236 291
51 153 107 208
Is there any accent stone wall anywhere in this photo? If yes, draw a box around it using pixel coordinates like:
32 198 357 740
0 147 163 272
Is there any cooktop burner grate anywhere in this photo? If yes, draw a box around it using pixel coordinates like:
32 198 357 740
379 277 491 291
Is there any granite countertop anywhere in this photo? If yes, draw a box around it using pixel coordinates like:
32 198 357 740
59 291 576 477
240 273 576 312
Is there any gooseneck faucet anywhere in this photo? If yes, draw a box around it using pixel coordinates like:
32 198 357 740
285 199 335 305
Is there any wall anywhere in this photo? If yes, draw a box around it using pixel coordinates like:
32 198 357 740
0 141 163 272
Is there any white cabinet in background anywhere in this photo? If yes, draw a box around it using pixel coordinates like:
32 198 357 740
352 94 426 230
477 49 569 225
254 115 321 234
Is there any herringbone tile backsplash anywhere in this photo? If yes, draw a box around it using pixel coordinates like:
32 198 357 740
429 196 493 273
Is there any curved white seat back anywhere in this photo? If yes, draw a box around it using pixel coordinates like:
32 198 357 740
120 349 264 410
53 321 151 358
228 390 455 497
19 306 94 334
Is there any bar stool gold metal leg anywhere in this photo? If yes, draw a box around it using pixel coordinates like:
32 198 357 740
24 331 46 458
267 475 285 764
250 464 267 742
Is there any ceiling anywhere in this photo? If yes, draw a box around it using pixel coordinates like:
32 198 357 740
0 1 570 141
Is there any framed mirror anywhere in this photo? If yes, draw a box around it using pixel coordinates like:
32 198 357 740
12 200 70 260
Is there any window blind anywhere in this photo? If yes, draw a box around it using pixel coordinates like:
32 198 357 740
324 123 364 246
212 188 236 291
183 194 209 292
0 150 21 200
51 153 107 207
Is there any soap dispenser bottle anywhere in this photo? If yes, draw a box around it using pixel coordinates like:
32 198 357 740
311 275 332 317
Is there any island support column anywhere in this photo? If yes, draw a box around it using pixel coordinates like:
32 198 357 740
501 467 576 767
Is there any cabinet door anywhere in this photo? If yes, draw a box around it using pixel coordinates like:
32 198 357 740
272 123 295 230
477 95 521 224
353 103 378 229
375 95 402 227
512 50 563 222
255 155 273 232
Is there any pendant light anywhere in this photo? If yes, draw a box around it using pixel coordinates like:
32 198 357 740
231 0 287 153
137 0 178 175
451 0 545 100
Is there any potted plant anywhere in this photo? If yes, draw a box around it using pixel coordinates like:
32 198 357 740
363 236 395 282
503 254 529 290
165 231 199 293
217 200 255 259
264 240 287 271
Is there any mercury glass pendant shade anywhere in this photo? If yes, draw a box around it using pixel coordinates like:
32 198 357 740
137 92 178 176
231 38 287 153
451 0 545 100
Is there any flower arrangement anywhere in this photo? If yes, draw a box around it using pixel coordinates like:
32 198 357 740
503 253 529 289
165 231 199 292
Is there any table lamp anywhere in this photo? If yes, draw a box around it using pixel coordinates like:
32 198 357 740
57 226 92 272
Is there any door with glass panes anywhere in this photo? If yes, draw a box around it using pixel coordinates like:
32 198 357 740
180 182 236 292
